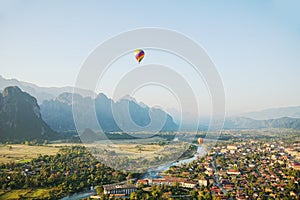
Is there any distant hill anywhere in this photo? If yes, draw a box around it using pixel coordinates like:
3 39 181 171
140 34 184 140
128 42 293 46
0 75 94 104
79 128 139 143
238 106 300 120
224 116 300 129
0 86 57 142
3 76 300 131
40 92 178 132
165 108 211 131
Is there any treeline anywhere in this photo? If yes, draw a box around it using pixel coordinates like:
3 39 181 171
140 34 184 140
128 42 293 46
0 146 138 199
128 184 212 200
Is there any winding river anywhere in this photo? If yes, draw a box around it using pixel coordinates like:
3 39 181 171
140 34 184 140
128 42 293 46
62 144 206 200
142 145 206 179
61 191 94 200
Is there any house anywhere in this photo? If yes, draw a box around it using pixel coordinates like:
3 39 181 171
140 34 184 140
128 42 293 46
136 179 148 186
290 162 300 170
199 179 208 187
204 170 213 176
224 184 234 190
210 186 221 193
227 145 237 150
227 169 241 175
248 163 255 168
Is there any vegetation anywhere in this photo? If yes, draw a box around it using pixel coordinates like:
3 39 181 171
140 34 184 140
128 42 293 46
88 140 196 172
0 130 299 199
129 184 212 200
0 146 136 199
0 144 59 163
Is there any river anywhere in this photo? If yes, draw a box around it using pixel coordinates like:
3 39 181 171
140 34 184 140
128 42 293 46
61 144 206 200
142 145 206 179
60 191 94 200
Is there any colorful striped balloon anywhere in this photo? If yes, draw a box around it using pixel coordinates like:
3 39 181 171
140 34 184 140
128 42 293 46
134 49 145 64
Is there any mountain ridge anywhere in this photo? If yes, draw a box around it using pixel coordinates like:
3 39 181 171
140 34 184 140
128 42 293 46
224 116 300 129
0 75 95 104
236 105 300 120
2 75 300 131
40 92 179 132
0 86 57 142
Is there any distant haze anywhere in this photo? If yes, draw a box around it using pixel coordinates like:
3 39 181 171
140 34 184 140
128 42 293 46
1 1 300 115
237 106 300 120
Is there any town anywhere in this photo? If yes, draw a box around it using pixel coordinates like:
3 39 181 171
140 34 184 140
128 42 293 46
92 133 300 199
0 132 299 199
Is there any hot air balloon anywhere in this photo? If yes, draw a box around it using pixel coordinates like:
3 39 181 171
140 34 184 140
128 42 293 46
198 138 204 145
134 49 145 64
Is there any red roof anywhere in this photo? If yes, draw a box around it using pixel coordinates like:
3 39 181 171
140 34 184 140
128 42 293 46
137 179 148 183
210 186 221 193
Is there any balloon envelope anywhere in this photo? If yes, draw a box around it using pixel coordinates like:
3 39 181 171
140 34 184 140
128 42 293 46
198 138 204 144
134 49 145 63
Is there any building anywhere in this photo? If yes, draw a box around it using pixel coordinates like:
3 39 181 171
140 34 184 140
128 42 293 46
181 180 197 188
210 186 221 193
144 176 197 189
227 145 238 150
227 169 241 175
199 179 208 187
290 162 300 170
136 179 148 186
103 183 137 196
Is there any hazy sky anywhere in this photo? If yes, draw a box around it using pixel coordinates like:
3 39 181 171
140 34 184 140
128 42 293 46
0 0 300 115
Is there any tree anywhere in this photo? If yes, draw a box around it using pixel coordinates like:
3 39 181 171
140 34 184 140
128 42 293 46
190 189 197 198
130 191 138 200
96 185 103 194
204 191 212 200
151 187 162 199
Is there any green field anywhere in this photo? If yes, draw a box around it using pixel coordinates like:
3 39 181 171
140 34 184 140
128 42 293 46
0 144 61 163
0 188 58 200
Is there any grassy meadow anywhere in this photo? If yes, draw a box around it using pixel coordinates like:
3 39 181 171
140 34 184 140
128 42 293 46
0 188 60 200
0 144 61 163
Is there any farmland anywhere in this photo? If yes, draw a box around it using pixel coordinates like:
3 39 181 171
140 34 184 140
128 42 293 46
0 144 60 163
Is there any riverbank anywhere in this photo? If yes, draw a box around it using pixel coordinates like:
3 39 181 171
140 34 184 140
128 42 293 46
142 145 206 179
60 191 94 200
60 146 205 200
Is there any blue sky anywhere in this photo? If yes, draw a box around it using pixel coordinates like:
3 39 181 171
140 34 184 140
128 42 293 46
0 0 300 115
